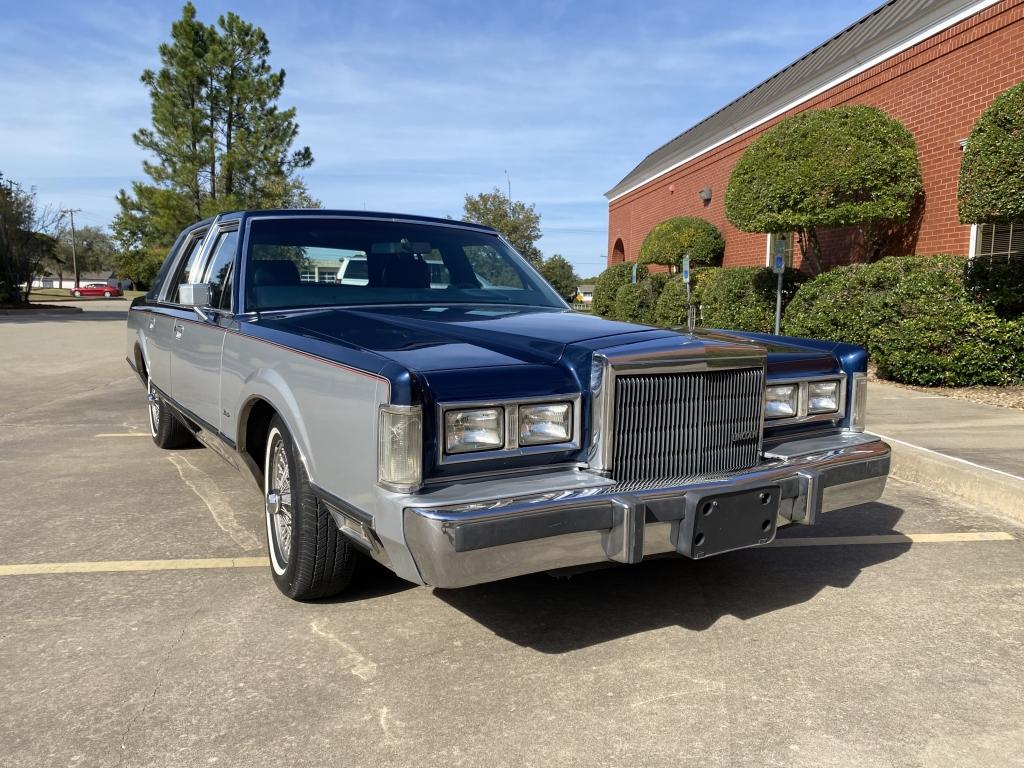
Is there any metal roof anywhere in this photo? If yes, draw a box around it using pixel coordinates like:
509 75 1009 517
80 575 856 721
605 0 997 200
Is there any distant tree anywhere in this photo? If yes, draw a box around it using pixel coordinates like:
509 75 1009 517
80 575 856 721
0 173 60 304
42 226 116 286
958 81 1024 224
539 254 579 302
462 187 543 266
725 105 922 273
113 3 317 274
638 217 724 269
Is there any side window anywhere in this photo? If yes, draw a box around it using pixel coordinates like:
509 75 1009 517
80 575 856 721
167 232 207 302
201 229 240 311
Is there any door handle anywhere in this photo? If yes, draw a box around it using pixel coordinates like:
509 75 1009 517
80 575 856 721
173 323 184 339
148 317 156 330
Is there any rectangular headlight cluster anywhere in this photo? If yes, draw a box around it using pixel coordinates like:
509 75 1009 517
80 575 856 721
442 401 575 456
765 378 843 420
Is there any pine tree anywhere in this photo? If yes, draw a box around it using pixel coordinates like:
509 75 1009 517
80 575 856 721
113 3 317 286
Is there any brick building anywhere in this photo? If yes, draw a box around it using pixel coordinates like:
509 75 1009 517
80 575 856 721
605 0 1024 272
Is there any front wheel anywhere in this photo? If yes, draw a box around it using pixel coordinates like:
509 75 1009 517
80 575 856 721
73 290 81 297
264 416 356 600
148 377 194 449
103 290 111 297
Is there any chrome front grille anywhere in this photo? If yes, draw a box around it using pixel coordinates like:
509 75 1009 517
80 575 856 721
611 367 764 483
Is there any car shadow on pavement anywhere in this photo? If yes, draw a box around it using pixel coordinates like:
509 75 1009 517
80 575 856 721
434 502 909 653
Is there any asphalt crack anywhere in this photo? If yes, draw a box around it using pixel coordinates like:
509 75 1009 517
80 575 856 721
117 605 203 767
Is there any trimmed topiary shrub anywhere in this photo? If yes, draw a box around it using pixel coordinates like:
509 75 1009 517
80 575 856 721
725 105 922 272
637 217 724 268
695 266 804 333
592 262 647 317
958 81 1024 224
611 278 660 324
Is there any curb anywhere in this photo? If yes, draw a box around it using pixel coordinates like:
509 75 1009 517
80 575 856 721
881 434 1024 524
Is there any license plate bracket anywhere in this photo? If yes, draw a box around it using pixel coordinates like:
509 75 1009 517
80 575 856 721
675 485 780 559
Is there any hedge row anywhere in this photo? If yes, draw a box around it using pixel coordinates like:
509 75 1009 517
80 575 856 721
592 255 1024 387
783 255 1024 386
603 266 803 334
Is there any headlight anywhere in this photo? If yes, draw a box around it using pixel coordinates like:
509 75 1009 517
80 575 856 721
807 380 840 414
764 384 798 419
518 402 572 446
445 407 504 454
378 405 422 491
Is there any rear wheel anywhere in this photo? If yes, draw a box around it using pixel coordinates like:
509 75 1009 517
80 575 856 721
148 377 194 449
264 416 356 600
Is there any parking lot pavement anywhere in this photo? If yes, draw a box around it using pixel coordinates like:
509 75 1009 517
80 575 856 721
2 308 1023 768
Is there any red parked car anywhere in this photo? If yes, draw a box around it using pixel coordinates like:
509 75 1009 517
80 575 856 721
69 283 122 298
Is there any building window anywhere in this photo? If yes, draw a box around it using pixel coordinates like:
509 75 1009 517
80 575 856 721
300 270 316 283
765 233 794 268
974 223 1024 260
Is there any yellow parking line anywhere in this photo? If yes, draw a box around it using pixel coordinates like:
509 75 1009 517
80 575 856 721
768 531 1014 547
95 433 151 437
0 557 266 576
0 532 1013 577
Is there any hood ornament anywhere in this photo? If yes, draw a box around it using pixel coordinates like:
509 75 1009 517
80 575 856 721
687 304 696 336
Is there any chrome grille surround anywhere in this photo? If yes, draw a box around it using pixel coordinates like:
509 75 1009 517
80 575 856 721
589 341 767 483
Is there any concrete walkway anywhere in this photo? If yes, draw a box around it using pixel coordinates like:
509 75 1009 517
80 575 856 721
868 380 1024 519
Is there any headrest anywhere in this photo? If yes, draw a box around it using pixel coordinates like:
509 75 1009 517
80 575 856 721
252 260 300 286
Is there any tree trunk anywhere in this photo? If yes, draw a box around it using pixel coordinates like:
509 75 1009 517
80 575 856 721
797 228 823 275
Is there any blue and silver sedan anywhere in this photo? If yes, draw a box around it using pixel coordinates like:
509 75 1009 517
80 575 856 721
126 210 890 600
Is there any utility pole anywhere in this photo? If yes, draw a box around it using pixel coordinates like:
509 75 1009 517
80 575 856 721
504 170 512 216
61 208 82 288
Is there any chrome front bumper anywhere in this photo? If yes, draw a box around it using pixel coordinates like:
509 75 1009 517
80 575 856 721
403 432 890 588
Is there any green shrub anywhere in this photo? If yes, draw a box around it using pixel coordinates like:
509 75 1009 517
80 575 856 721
695 267 804 333
654 276 692 327
725 105 922 272
611 279 660 324
958 81 1024 224
965 255 1024 319
592 262 646 316
872 311 1024 386
638 217 724 268
784 254 1024 386
783 255 967 350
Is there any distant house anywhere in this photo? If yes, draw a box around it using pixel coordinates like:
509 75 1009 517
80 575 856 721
606 0 1024 272
31 273 119 290
576 284 595 304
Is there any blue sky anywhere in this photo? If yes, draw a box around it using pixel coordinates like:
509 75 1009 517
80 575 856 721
0 0 879 276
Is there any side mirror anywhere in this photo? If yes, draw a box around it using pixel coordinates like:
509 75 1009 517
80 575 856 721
178 283 212 307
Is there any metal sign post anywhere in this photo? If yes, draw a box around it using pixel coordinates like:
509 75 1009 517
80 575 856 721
682 256 695 334
772 251 785 336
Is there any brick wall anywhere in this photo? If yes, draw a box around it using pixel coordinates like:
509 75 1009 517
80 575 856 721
608 0 1024 270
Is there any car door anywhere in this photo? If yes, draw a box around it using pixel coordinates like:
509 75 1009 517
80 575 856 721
145 228 208 394
169 222 240 432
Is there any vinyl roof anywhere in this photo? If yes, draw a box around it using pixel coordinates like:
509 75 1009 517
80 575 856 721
605 0 995 200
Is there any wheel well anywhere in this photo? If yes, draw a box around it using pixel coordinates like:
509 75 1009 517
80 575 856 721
241 398 277 483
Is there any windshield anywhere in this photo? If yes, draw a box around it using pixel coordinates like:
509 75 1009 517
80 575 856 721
244 217 565 312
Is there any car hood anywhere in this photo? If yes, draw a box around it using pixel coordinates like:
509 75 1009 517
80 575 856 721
257 304 668 370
